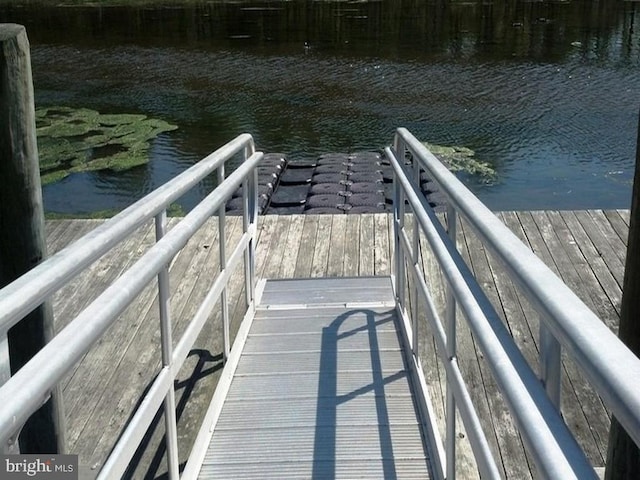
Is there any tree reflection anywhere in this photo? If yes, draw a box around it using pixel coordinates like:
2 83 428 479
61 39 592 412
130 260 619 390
1 0 636 64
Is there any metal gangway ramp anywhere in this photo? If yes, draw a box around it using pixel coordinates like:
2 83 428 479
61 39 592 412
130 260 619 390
187 277 432 479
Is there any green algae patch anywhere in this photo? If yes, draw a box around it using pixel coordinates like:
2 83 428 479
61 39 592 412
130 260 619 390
423 142 496 182
36 107 177 185
45 202 186 219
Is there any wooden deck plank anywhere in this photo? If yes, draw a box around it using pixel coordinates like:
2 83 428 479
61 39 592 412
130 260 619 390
491 213 540 368
206 215 247 347
227 214 283 345
466 211 610 473
44 217 62 237
548 212 621 329
526 212 608 464
422 217 506 478
516 211 563 277
617 209 630 226
327 214 348 276
485 212 543 474
278 214 305 279
421 218 480 478
54 221 156 334
73 219 225 467
261 215 291 279
48 219 103 256
559 211 624 325
572 210 625 288
294 215 320 278
44 219 70 253
457 220 528 479
122 217 227 479
604 210 629 246
310 215 332 278
417 230 481 479
417 235 447 429
528 212 606 323
157 215 250 479
60 222 158 435
504 212 611 468
88 218 245 471
358 214 375 276
589 210 628 265
343 214 361 276
374 214 391 276
71 219 212 463
252 215 279 281
518 213 609 437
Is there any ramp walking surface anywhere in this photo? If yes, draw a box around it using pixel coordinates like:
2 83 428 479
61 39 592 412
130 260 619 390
198 276 432 479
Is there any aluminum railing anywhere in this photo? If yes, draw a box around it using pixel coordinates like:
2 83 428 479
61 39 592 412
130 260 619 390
387 127 640 480
0 134 262 479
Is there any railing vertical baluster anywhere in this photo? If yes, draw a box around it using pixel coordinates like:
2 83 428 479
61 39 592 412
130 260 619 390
394 135 407 309
0 333 10 390
217 167 230 362
445 203 457 480
154 210 179 480
411 158 421 356
393 173 401 301
540 324 562 408
1 333 19 454
248 167 258 305
243 141 257 307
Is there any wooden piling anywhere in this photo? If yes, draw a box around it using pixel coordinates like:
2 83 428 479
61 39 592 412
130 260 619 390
0 23 65 453
605 110 640 480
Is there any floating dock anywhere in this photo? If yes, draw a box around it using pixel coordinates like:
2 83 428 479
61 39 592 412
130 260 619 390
226 151 446 216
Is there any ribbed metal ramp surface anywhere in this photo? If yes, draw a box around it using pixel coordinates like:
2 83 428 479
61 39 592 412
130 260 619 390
198 277 431 479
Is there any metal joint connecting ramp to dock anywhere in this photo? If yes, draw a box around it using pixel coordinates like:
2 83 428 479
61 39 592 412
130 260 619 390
186 276 433 479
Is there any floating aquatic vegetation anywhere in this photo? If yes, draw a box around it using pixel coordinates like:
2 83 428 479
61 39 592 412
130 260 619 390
45 202 186 219
36 106 177 185
423 142 496 182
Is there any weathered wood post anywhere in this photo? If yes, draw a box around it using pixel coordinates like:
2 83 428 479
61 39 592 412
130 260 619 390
0 24 65 453
605 109 640 479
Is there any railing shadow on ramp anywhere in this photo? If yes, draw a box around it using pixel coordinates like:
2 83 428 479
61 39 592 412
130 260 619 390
312 308 409 480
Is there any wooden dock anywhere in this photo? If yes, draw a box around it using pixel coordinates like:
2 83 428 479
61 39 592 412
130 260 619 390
46 210 627 479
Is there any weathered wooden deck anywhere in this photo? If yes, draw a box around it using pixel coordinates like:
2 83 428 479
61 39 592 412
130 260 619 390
46 210 628 479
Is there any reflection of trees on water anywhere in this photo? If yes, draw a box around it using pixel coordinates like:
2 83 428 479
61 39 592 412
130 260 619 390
621 2 638 63
2 0 637 64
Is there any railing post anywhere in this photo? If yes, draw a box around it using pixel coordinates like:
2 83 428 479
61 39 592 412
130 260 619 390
248 167 258 302
393 133 407 309
410 150 421 356
1 333 20 453
154 210 180 480
217 167 230 362
540 325 562 408
243 141 257 308
393 174 401 300
445 203 457 480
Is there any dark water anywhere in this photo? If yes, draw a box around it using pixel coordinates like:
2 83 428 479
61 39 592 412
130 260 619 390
1 0 639 213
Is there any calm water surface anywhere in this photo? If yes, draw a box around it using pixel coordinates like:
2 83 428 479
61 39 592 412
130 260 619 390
1 0 639 213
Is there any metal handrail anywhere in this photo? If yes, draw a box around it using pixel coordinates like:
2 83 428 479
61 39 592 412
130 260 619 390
388 127 640 479
0 134 262 479
0 133 254 336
